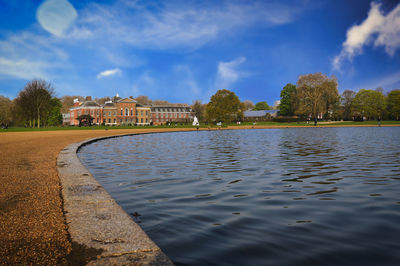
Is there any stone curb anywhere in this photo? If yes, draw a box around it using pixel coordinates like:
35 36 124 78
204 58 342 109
57 134 174 265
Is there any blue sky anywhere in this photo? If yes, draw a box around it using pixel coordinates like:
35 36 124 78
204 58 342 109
0 0 399 105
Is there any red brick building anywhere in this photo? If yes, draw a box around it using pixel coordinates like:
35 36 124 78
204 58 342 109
150 104 193 125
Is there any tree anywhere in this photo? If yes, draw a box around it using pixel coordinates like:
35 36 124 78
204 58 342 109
14 79 54 128
351 89 385 120
94 96 111 105
0 96 13 126
60 95 84 113
46 98 63 126
294 73 339 125
242 100 254 110
279 83 296 116
253 101 270 110
77 114 94 126
191 100 206 122
341 90 356 120
135 95 152 105
206 89 244 123
387 89 400 120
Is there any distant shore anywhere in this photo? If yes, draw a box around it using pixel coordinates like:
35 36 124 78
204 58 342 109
1 124 399 264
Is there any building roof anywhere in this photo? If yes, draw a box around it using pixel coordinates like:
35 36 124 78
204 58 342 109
244 110 278 117
103 102 116 108
117 98 137 103
80 101 101 107
150 103 189 107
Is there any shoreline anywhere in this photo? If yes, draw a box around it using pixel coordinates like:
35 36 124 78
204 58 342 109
1 125 399 264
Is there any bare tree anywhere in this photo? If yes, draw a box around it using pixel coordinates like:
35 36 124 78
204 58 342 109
61 95 84 113
94 96 111 105
15 79 54 128
135 95 152 105
0 96 12 126
341 90 356 120
191 100 206 122
242 100 255 110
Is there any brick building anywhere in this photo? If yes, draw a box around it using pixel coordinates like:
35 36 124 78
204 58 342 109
67 97 194 126
136 105 151 125
116 98 137 125
69 99 102 126
150 104 193 125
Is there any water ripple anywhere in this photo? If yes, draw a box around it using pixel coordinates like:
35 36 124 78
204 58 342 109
78 127 400 266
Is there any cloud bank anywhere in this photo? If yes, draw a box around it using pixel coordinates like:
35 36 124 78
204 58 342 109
333 2 400 70
97 68 122 79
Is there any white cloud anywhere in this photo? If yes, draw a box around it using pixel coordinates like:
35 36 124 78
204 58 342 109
0 31 69 81
333 2 400 70
215 57 247 89
0 57 50 80
96 68 122 79
72 0 311 50
36 0 77 37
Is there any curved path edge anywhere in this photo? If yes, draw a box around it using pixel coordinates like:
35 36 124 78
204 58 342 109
57 134 174 265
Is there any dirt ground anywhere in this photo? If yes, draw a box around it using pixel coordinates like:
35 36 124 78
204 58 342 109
0 128 199 265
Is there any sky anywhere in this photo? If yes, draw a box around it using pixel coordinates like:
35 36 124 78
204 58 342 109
0 0 400 105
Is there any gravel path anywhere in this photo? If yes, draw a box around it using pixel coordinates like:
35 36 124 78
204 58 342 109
0 128 196 265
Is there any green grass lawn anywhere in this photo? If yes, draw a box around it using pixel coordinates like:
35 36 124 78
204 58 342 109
1 120 399 132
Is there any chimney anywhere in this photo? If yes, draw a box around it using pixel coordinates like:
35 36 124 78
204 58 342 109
85 96 92 101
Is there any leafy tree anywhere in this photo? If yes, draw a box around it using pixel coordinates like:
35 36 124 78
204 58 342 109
387 89 400 120
279 83 296 116
341 90 356 120
46 97 63 126
351 89 385 120
253 101 270 110
0 96 13 126
242 100 255 110
294 73 339 125
15 79 54 128
191 100 206 122
206 89 244 123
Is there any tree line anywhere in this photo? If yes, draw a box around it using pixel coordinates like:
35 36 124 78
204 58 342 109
279 73 400 122
194 72 400 125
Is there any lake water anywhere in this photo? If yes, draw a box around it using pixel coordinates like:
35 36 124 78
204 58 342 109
78 127 400 265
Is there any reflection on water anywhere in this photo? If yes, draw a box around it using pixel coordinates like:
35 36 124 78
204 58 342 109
78 127 400 266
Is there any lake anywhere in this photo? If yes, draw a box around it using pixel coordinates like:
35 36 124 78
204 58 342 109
78 127 400 265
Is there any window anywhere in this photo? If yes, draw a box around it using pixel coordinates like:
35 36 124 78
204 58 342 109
146 111 149 116
141 110 143 116
108 111 111 116
97 110 99 115
141 118 143 123
108 118 111 123
136 111 138 116
121 108 123 115
125 108 129 116
130 108 133 116
114 118 116 123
